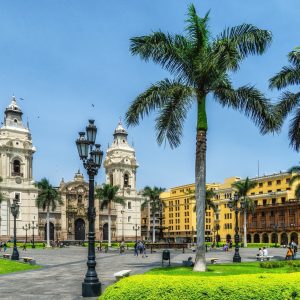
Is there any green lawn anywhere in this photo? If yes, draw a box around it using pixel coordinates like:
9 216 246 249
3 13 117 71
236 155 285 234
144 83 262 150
0 259 41 275
146 261 300 277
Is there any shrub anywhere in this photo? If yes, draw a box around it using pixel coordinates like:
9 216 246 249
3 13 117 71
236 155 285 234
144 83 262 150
260 261 284 268
100 273 300 300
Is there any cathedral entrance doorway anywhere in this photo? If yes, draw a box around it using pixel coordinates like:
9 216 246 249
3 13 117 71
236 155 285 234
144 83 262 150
75 218 85 241
103 223 109 241
44 222 55 241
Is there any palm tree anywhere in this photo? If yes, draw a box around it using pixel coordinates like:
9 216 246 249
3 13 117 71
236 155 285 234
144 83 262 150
96 184 125 246
192 188 217 212
232 177 257 247
288 166 300 199
270 47 300 150
142 186 165 243
35 178 62 247
126 4 277 271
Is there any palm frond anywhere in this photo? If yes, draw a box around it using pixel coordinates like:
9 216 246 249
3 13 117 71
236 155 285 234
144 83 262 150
126 79 193 127
274 92 300 121
295 184 300 200
130 31 190 77
288 48 300 67
217 24 272 59
155 82 194 148
288 166 300 173
289 174 300 186
288 107 300 151
185 4 209 50
214 85 279 134
269 66 300 90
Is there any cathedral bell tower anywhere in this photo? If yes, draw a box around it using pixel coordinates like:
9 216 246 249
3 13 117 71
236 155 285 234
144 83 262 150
103 121 141 241
0 96 38 238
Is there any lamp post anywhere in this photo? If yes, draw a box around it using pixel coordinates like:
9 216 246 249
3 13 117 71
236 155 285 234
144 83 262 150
133 224 140 242
121 209 125 241
22 223 30 244
11 197 20 260
29 219 38 248
228 193 244 263
76 120 103 298
273 224 278 247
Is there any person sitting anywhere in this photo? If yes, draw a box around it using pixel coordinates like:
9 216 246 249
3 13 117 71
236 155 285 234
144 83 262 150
285 246 294 260
256 247 263 260
262 247 268 257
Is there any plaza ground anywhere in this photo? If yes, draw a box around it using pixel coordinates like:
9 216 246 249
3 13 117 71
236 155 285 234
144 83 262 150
0 246 290 300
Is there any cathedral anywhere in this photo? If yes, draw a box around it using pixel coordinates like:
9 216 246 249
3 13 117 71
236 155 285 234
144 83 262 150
0 97 142 242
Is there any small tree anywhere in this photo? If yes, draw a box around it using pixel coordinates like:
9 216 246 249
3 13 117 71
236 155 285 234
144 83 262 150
142 186 166 243
96 184 125 246
35 178 62 247
232 177 257 247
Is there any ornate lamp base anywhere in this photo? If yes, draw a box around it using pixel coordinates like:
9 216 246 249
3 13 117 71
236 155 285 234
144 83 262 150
82 282 101 297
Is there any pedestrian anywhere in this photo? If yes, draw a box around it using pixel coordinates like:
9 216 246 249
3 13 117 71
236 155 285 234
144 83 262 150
142 242 147 258
134 242 138 256
120 241 125 254
0 240 2 252
22 243 27 251
3 242 7 252
285 246 293 260
229 240 233 250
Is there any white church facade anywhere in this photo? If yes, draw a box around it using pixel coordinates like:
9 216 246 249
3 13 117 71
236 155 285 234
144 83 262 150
0 97 38 239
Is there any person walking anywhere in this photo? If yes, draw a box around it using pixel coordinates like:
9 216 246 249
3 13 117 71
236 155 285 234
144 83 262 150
3 242 7 252
22 243 27 251
142 243 147 258
134 242 138 256
286 246 294 260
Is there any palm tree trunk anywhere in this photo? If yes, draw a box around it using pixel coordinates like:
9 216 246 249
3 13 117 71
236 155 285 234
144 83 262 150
193 96 207 272
46 208 50 247
152 212 156 243
108 203 111 247
243 210 247 248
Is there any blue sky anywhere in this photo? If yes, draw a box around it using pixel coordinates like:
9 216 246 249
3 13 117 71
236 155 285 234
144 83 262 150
0 0 299 189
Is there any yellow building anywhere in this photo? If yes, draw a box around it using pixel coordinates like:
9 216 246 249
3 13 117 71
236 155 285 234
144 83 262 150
161 172 299 244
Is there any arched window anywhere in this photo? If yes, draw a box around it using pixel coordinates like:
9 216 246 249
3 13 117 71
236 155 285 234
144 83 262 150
13 160 20 175
109 174 113 185
124 174 129 187
78 195 83 204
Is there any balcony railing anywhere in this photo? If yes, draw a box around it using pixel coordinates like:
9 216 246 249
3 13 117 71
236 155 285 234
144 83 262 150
12 172 23 177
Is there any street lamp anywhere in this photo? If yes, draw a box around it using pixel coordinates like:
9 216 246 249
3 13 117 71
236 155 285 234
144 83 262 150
11 197 20 260
228 193 244 263
133 224 140 242
29 219 38 248
22 223 30 244
76 120 103 298
121 209 125 241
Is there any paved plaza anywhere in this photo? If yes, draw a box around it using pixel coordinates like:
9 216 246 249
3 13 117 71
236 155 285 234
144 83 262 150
0 246 289 299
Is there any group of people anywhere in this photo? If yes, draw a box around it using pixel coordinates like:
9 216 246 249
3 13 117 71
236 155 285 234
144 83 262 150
257 246 269 259
222 240 233 251
134 241 147 258
0 240 8 252
285 241 298 260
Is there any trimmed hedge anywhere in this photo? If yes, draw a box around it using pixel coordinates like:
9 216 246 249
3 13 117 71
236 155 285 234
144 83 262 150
100 273 300 299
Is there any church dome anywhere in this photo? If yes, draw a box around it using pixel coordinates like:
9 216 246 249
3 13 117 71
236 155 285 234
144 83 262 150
5 96 23 115
113 121 128 137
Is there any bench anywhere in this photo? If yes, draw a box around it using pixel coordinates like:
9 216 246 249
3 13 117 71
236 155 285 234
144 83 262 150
210 258 219 264
3 253 11 259
114 269 131 281
22 257 36 265
256 255 274 261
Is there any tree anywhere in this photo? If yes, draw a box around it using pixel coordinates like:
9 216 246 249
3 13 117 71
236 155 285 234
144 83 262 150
142 186 165 243
126 4 276 271
270 47 300 150
35 178 62 247
232 177 257 247
288 165 300 199
96 184 125 246
193 188 217 212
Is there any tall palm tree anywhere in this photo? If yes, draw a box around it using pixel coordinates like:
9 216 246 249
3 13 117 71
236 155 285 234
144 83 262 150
96 184 125 246
126 4 277 271
288 166 300 199
192 188 217 212
232 177 257 247
35 178 62 247
270 47 300 150
142 186 165 243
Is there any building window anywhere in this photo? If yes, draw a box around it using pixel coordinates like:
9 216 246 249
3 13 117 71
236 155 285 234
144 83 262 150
128 216 131 223
259 182 263 187
286 178 290 183
124 174 129 187
281 197 286 204
15 192 20 202
276 180 281 185
13 159 21 175
263 199 267 206
272 198 276 205
128 201 131 209
109 174 113 185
